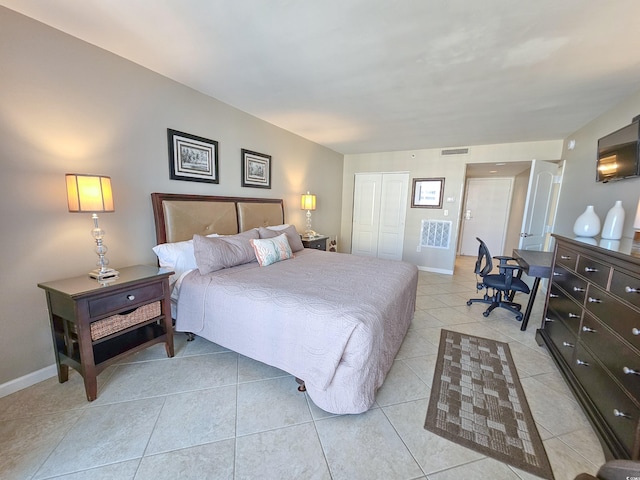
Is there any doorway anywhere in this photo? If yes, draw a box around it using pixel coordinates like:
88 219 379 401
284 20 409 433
458 160 563 258
459 177 513 256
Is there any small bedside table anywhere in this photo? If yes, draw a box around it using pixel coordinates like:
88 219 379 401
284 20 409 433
301 235 329 251
38 265 174 401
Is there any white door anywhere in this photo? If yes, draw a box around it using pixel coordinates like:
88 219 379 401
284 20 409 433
352 172 408 260
459 178 513 256
351 173 381 257
377 173 409 260
518 160 559 251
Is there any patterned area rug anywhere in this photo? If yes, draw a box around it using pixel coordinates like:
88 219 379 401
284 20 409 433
424 329 554 479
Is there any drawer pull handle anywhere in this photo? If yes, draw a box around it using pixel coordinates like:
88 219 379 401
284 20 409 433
625 286 640 294
573 287 585 293
560 255 572 260
576 359 589 366
584 267 598 273
568 313 580 319
553 272 562 277
549 293 559 298
562 341 574 348
126 295 136 301
613 409 631 419
633 328 640 336
587 297 601 303
623 367 640 375
545 317 554 323
582 326 596 333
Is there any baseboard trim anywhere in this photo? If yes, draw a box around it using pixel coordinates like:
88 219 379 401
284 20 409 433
0 364 57 398
417 266 454 275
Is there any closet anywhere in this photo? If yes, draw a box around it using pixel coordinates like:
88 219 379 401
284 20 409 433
351 172 409 261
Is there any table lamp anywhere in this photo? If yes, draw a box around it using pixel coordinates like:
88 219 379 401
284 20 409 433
300 192 317 239
65 174 119 281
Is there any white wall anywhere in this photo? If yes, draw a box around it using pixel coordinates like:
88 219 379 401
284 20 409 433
0 8 344 388
341 141 563 273
555 91 640 237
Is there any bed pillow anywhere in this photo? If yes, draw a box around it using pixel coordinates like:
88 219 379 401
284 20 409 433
193 229 259 274
259 225 305 252
152 234 219 284
250 233 293 266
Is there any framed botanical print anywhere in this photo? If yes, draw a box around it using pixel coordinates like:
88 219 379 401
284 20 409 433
411 177 445 208
167 129 219 184
241 149 271 189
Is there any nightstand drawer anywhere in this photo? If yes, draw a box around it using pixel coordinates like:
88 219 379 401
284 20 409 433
89 282 164 318
90 301 161 341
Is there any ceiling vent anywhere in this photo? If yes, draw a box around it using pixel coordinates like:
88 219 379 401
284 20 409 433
440 147 469 156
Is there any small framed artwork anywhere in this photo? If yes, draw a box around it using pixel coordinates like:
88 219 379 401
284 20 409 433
411 177 445 208
241 149 271 189
167 129 219 184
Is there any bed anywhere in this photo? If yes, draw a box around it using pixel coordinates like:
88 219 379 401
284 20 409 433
151 192 418 414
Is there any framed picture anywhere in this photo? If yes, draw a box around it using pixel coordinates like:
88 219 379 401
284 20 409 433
411 177 445 208
167 129 219 184
241 149 271 189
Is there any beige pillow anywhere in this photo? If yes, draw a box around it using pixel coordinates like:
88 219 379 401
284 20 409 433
193 229 259 274
258 225 304 252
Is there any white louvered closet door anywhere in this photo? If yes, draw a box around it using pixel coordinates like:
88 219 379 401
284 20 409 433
352 172 408 260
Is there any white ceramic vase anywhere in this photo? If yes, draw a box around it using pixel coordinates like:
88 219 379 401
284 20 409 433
601 200 625 240
573 205 601 237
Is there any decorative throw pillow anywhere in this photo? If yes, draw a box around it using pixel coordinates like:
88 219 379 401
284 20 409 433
250 233 293 266
259 225 304 252
152 234 219 284
193 229 259 274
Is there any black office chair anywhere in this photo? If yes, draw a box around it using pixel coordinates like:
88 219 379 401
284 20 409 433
466 237 530 321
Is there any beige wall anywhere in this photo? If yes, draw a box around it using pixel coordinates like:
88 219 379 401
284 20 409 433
0 8 343 388
555 90 640 237
341 141 563 273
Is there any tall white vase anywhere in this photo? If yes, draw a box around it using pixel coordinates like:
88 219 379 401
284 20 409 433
601 200 625 240
573 205 601 237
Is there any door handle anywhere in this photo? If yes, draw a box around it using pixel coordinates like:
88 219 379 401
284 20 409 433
520 233 530 237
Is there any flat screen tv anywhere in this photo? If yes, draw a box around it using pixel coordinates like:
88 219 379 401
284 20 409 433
596 119 640 182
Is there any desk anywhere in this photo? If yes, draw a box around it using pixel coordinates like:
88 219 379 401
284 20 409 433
512 249 553 331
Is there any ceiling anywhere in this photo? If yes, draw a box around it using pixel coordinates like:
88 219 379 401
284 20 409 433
3 0 640 155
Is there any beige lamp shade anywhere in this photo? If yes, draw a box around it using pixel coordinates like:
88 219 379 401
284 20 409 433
66 174 115 213
301 192 316 211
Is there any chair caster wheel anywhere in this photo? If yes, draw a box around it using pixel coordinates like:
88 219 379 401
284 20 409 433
466 300 472 306
483 311 490 317
516 315 523 322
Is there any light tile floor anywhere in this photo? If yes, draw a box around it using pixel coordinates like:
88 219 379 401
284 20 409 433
0 256 605 479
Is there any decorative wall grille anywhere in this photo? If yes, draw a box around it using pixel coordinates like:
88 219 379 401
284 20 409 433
420 220 452 249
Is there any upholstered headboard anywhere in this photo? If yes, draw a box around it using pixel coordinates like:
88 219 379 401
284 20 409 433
151 193 285 244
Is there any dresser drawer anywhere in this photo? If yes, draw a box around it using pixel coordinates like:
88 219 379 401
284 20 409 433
580 313 640 401
544 309 577 365
548 285 583 331
584 284 640 352
552 266 587 304
611 269 640 310
577 255 611 289
573 344 639 456
556 245 578 270
88 282 164 318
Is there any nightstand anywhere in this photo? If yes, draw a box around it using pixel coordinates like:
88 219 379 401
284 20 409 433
301 235 329 251
38 265 174 401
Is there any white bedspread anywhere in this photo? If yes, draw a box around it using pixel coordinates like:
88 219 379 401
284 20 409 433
176 249 418 414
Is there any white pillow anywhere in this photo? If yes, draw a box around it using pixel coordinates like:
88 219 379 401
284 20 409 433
250 233 293 266
152 234 218 284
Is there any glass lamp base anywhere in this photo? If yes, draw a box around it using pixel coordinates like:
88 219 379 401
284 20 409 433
89 268 120 281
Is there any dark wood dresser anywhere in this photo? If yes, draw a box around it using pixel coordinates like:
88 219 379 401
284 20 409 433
536 234 640 459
